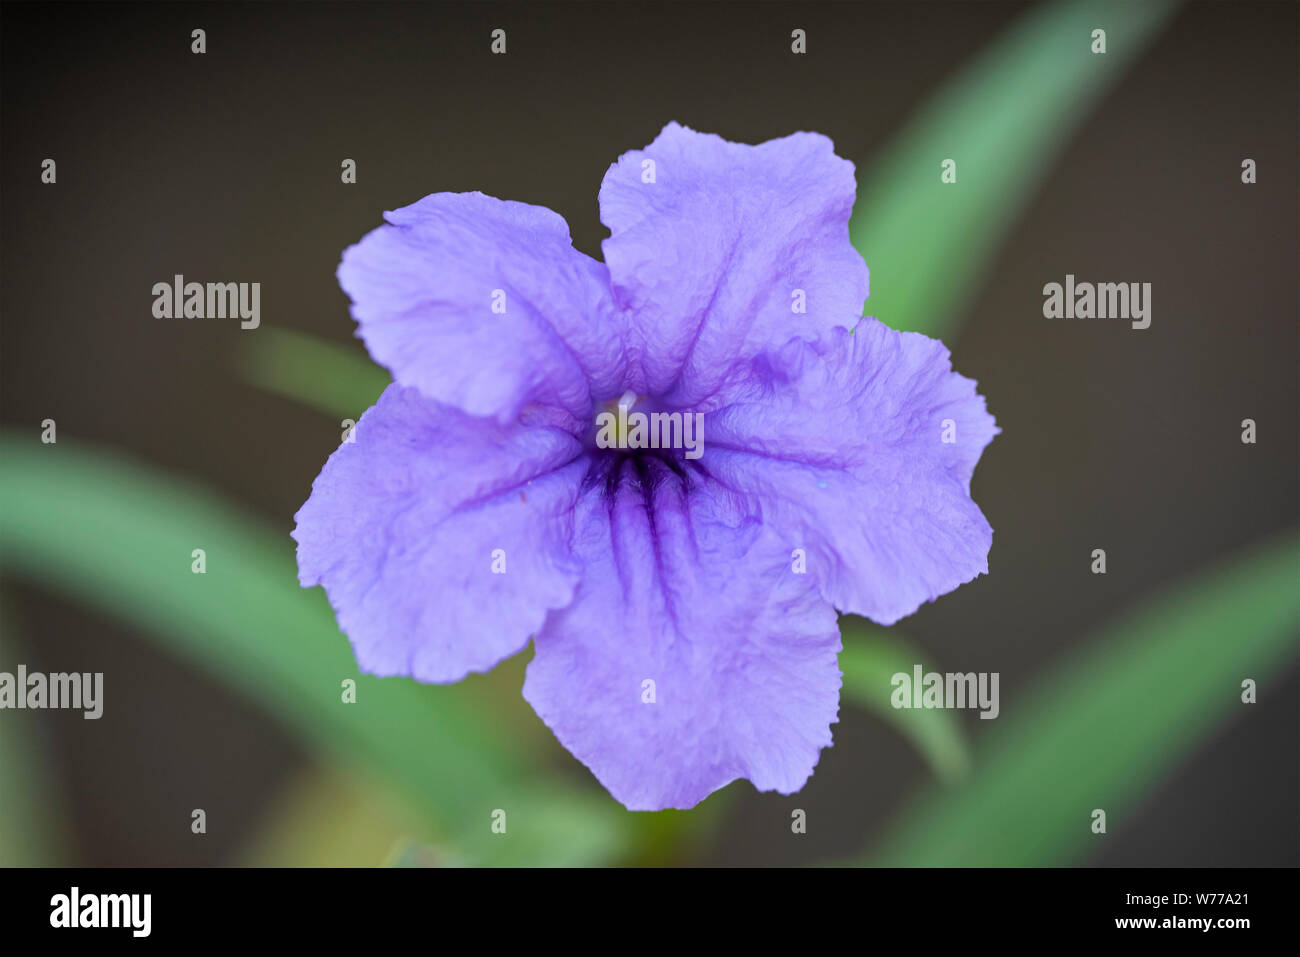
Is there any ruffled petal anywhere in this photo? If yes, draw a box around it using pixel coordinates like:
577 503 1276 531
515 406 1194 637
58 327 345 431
523 460 842 810
293 384 586 682
598 122 868 407
705 322 997 625
338 192 627 425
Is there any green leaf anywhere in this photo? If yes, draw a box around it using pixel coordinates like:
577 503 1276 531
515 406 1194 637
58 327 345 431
0 435 628 865
241 326 389 420
0 606 71 866
240 765 441 867
838 622 971 785
850 0 1180 338
869 535 1300 866
241 766 626 868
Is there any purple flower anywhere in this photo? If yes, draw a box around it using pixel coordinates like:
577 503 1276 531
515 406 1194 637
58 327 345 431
293 123 997 811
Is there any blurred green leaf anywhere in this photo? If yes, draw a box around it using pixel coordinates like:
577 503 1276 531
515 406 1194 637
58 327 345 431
838 623 971 785
241 763 627 868
851 0 1179 338
623 790 734 867
870 535 1300 866
0 602 71 866
241 765 439 867
241 326 389 420
0 435 628 865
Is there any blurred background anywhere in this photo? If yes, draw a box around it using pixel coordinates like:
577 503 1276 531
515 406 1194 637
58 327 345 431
1 0 1296 866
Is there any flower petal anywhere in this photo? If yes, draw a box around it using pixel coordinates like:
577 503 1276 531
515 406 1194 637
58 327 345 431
523 460 842 811
705 322 997 625
293 384 586 682
338 192 627 425
598 122 868 407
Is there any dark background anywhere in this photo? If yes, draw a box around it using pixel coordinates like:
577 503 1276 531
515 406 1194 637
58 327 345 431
1 1 1296 865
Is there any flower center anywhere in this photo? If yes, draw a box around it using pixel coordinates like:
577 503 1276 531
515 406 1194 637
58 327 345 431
591 391 705 461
